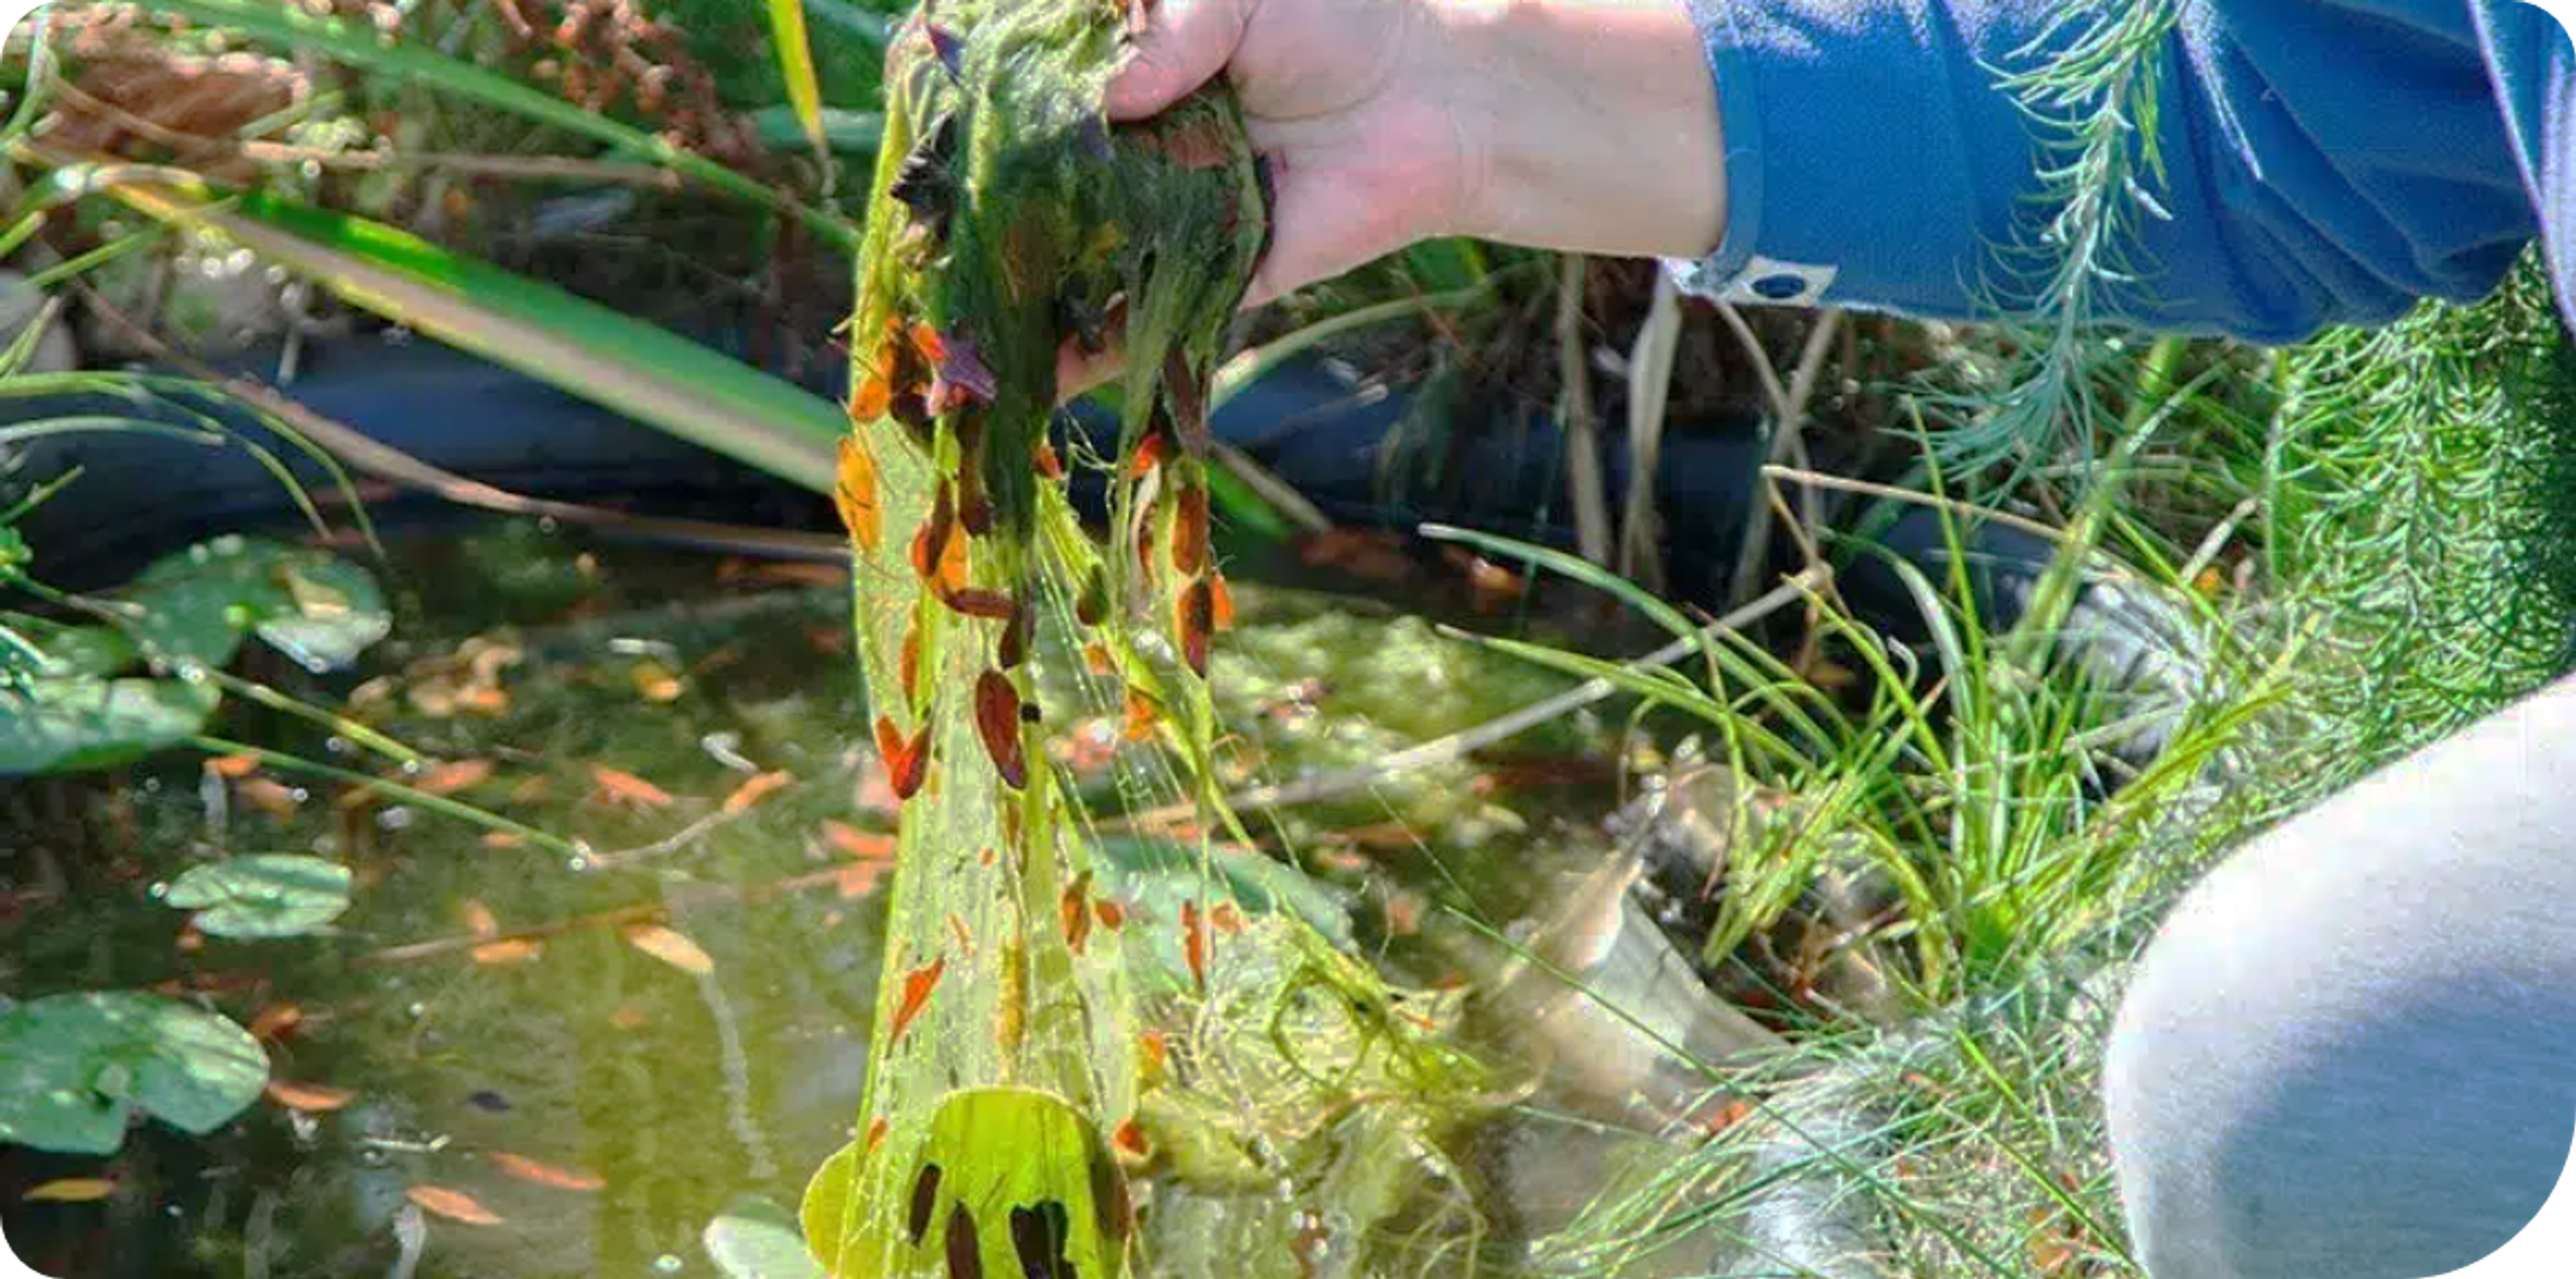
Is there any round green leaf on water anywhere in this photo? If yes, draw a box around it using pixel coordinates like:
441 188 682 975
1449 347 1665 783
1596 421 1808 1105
705 1194 826 1279
0 675 221 777
0 992 268 1154
162 855 352 938
0 615 139 679
118 536 390 672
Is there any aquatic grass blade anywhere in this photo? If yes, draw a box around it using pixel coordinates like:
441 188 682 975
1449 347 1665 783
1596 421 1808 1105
765 0 830 160
98 180 845 495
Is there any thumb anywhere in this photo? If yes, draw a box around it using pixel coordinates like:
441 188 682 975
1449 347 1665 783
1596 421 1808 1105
1104 0 1252 121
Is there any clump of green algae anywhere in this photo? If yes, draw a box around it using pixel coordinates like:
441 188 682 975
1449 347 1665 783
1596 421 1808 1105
793 1 1427 1275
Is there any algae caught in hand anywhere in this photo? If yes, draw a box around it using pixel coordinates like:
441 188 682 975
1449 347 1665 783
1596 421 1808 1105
801 0 1275 1274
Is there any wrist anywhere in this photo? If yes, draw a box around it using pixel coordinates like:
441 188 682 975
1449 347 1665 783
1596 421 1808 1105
1425 0 1725 260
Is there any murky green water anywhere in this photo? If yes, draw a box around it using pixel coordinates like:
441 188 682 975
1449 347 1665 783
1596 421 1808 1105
1 518 1648 1278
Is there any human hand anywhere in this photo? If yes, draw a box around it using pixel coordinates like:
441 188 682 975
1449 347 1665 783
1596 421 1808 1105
1061 0 1726 396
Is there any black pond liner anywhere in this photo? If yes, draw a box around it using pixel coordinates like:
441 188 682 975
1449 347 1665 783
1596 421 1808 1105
5 329 2208 767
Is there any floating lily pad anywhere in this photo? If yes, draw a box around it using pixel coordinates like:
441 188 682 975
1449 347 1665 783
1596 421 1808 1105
116 535 390 672
0 674 220 775
0 992 268 1155
161 855 353 938
705 1195 826 1279
13 618 142 679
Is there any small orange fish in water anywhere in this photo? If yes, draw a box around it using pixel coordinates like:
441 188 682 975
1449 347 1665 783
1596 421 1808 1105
590 765 674 810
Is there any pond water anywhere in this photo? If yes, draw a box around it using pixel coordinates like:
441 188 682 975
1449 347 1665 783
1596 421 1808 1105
1 517 1701 1278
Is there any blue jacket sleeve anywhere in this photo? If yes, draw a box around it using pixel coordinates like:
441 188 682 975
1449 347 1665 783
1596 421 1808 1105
1668 0 2557 345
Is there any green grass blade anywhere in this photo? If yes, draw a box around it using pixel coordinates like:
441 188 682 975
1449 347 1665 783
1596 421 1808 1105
105 180 843 495
765 0 830 161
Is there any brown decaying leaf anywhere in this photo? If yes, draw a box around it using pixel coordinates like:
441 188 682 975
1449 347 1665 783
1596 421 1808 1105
1172 480 1210 575
1181 899 1210 991
875 716 932 801
837 433 883 551
1125 430 1169 479
1121 687 1158 744
1178 579 1215 677
590 765 675 809
485 1151 606 1192
721 769 795 814
890 954 946 1043
623 924 714 975
1208 571 1236 631
1061 871 1093 956
405 1184 504 1225
1112 1117 1150 1158
1208 901 1246 935
973 671 1028 789
264 1079 356 1112
897 615 928 698
940 586 1016 620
